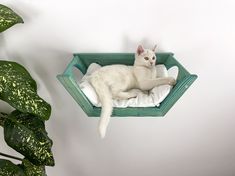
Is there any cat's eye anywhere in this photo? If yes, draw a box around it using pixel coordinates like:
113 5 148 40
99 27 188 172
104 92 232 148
152 57 155 60
144 57 149 60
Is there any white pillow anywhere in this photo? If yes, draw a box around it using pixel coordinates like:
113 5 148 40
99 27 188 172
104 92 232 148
79 63 178 107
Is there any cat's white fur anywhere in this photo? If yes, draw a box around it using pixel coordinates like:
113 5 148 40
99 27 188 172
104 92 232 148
89 45 176 138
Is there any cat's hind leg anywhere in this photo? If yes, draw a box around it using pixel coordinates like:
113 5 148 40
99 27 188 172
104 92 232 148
113 89 140 100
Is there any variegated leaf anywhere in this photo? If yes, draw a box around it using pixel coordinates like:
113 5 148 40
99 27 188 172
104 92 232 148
0 61 51 120
20 158 47 176
0 112 8 127
0 159 25 176
4 110 54 166
0 4 23 33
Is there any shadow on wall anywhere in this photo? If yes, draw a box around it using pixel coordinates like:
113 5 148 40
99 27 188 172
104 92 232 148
122 35 165 52
9 47 72 108
6 1 40 22
1 44 72 113
0 2 72 110
0 1 40 60
0 35 7 58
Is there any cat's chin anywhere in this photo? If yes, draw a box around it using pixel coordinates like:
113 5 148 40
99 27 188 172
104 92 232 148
148 65 155 69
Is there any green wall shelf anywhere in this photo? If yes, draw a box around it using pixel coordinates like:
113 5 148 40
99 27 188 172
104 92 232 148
57 53 197 117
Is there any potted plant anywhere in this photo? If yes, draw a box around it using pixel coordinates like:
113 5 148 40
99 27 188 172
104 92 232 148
0 4 54 176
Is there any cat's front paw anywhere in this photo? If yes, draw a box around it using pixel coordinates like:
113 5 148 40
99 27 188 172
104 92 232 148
167 77 176 86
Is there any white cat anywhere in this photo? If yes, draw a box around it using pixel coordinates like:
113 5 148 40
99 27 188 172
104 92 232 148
89 45 176 138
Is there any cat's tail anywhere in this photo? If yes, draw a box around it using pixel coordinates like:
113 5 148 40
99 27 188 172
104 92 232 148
90 75 113 138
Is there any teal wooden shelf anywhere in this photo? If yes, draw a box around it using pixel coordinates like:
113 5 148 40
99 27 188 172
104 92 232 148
57 53 197 117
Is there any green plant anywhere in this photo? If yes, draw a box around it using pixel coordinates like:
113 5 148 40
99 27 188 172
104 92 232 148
0 4 23 32
0 4 54 176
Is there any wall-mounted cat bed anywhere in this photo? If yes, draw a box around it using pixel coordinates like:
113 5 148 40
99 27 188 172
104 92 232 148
57 53 197 117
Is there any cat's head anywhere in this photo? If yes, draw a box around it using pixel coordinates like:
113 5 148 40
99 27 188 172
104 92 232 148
134 45 157 68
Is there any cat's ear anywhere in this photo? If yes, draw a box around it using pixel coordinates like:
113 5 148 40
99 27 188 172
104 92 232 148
137 45 144 55
152 45 157 52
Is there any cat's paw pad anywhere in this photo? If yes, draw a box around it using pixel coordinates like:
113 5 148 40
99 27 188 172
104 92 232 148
168 77 176 86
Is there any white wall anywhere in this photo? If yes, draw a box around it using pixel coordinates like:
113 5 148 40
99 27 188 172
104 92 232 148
1 0 235 175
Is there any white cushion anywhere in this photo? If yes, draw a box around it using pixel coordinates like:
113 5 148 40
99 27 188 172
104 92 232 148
79 63 178 107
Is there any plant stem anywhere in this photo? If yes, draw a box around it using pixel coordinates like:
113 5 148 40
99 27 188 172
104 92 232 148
0 112 8 127
0 152 23 161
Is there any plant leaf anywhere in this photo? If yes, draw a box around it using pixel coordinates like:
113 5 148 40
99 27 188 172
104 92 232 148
0 61 51 120
4 111 55 166
19 158 47 176
0 4 24 33
0 159 25 176
0 112 8 127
